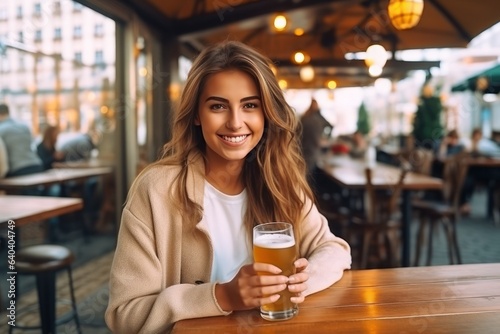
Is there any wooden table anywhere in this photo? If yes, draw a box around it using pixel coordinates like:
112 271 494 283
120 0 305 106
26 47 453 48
0 195 83 226
173 263 500 333
0 167 112 192
319 155 443 267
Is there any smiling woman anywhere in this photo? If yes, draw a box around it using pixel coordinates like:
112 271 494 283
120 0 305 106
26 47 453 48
105 41 351 333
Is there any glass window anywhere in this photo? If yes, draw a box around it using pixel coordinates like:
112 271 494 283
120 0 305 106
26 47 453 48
34 29 42 42
74 51 82 63
0 7 8 21
73 2 84 12
54 27 62 40
18 31 23 43
34 3 42 16
16 6 23 19
53 1 61 15
95 50 103 64
94 24 103 37
73 26 82 38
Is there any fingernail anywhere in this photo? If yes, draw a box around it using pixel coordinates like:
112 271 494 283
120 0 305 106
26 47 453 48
271 294 281 302
288 276 296 283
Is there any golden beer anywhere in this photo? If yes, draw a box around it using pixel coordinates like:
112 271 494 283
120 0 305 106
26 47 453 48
253 223 298 321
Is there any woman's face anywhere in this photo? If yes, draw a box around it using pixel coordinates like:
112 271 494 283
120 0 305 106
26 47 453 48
195 69 265 168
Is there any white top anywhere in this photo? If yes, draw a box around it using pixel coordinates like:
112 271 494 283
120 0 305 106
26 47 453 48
203 181 252 283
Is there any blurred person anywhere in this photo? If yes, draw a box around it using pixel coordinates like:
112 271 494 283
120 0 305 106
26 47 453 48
105 41 351 333
59 128 98 162
0 103 43 176
37 125 65 170
299 98 333 192
435 129 465 161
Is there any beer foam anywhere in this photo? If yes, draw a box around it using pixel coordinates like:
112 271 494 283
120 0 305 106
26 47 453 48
254 234 295 248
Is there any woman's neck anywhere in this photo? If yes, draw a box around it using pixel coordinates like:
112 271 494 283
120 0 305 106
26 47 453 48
205 160 244 195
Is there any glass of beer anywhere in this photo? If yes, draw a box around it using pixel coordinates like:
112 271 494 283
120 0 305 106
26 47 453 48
253 222 298 321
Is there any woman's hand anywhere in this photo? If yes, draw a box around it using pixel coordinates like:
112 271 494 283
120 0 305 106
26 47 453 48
287 258 309 304
215 263 289 312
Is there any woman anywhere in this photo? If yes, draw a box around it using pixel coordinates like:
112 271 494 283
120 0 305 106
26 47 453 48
37 125 65 170
105 41 351 333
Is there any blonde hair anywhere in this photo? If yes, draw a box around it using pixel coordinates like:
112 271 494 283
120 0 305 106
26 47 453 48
151 41 313 236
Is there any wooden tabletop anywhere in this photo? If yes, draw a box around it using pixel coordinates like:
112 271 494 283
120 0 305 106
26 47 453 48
0 195 83 227
320 155 443 191
52 157 116 169
172 263 500 334
0 167 112 191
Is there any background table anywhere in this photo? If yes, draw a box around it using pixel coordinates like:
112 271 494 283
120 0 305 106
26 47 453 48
0 167 112 192
319 156 443 266
173 263 500 333
0 195 83 226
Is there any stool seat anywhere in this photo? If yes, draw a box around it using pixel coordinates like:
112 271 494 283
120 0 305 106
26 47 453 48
16 245 74 273
10 244 81 334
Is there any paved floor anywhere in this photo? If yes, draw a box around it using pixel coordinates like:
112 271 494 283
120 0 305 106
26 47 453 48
0 189 498 333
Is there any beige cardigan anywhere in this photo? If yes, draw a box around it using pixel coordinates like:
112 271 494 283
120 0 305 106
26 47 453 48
105 152 351 333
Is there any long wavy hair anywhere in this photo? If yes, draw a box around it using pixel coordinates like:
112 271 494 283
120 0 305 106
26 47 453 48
154 41 313 236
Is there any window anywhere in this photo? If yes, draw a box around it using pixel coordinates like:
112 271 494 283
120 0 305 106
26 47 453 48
18 56 25 71
94 24 103 37
16 6 23 19
33 3 41 16
95 50 104 64
34 29 42 42
54 27 62 40
74 52 82 63
53 1 61 15
0 8 8 21
73 26 82 39
73 2 84 12
18 31 23 43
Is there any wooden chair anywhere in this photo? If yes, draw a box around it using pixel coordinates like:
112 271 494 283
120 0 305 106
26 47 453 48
349 167 408 269
412 152 470 266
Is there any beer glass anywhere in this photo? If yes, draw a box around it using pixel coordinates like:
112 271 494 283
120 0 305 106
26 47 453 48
253 222 298 321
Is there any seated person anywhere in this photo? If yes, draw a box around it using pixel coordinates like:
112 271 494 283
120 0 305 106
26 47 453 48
435 129 465 161
468 128 500 157
60 132 97 162
37 125 65 170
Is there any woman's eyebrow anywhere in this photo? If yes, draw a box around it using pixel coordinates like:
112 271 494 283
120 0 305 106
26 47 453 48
204 96 261 103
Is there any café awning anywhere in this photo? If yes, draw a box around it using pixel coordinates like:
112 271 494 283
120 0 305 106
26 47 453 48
451 64 500 94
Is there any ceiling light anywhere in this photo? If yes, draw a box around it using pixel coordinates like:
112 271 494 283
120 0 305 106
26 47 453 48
326 80 337 89
364 44 388 68
299 66 315 82
368 65 383 77
278 79 288 90
273 14 287 31
294 28 305 36
388 0 424 30
292 51 310 65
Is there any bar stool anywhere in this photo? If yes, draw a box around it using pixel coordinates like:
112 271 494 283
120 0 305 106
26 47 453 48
10 244 82 334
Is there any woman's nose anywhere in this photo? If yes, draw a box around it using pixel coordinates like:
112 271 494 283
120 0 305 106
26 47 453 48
226 110 243 130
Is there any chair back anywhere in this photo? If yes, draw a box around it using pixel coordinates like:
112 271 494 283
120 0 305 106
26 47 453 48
400 148 434 176
442 152 470 209
364 167 408 223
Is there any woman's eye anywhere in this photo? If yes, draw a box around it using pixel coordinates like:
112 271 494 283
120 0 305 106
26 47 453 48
210 104 226 110
243 102 258 109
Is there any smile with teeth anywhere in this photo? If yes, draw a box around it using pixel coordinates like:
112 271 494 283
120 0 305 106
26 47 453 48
220 135 248 143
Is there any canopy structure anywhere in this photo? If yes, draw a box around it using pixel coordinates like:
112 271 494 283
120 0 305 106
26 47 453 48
451 64 500 94
106 0 500 88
